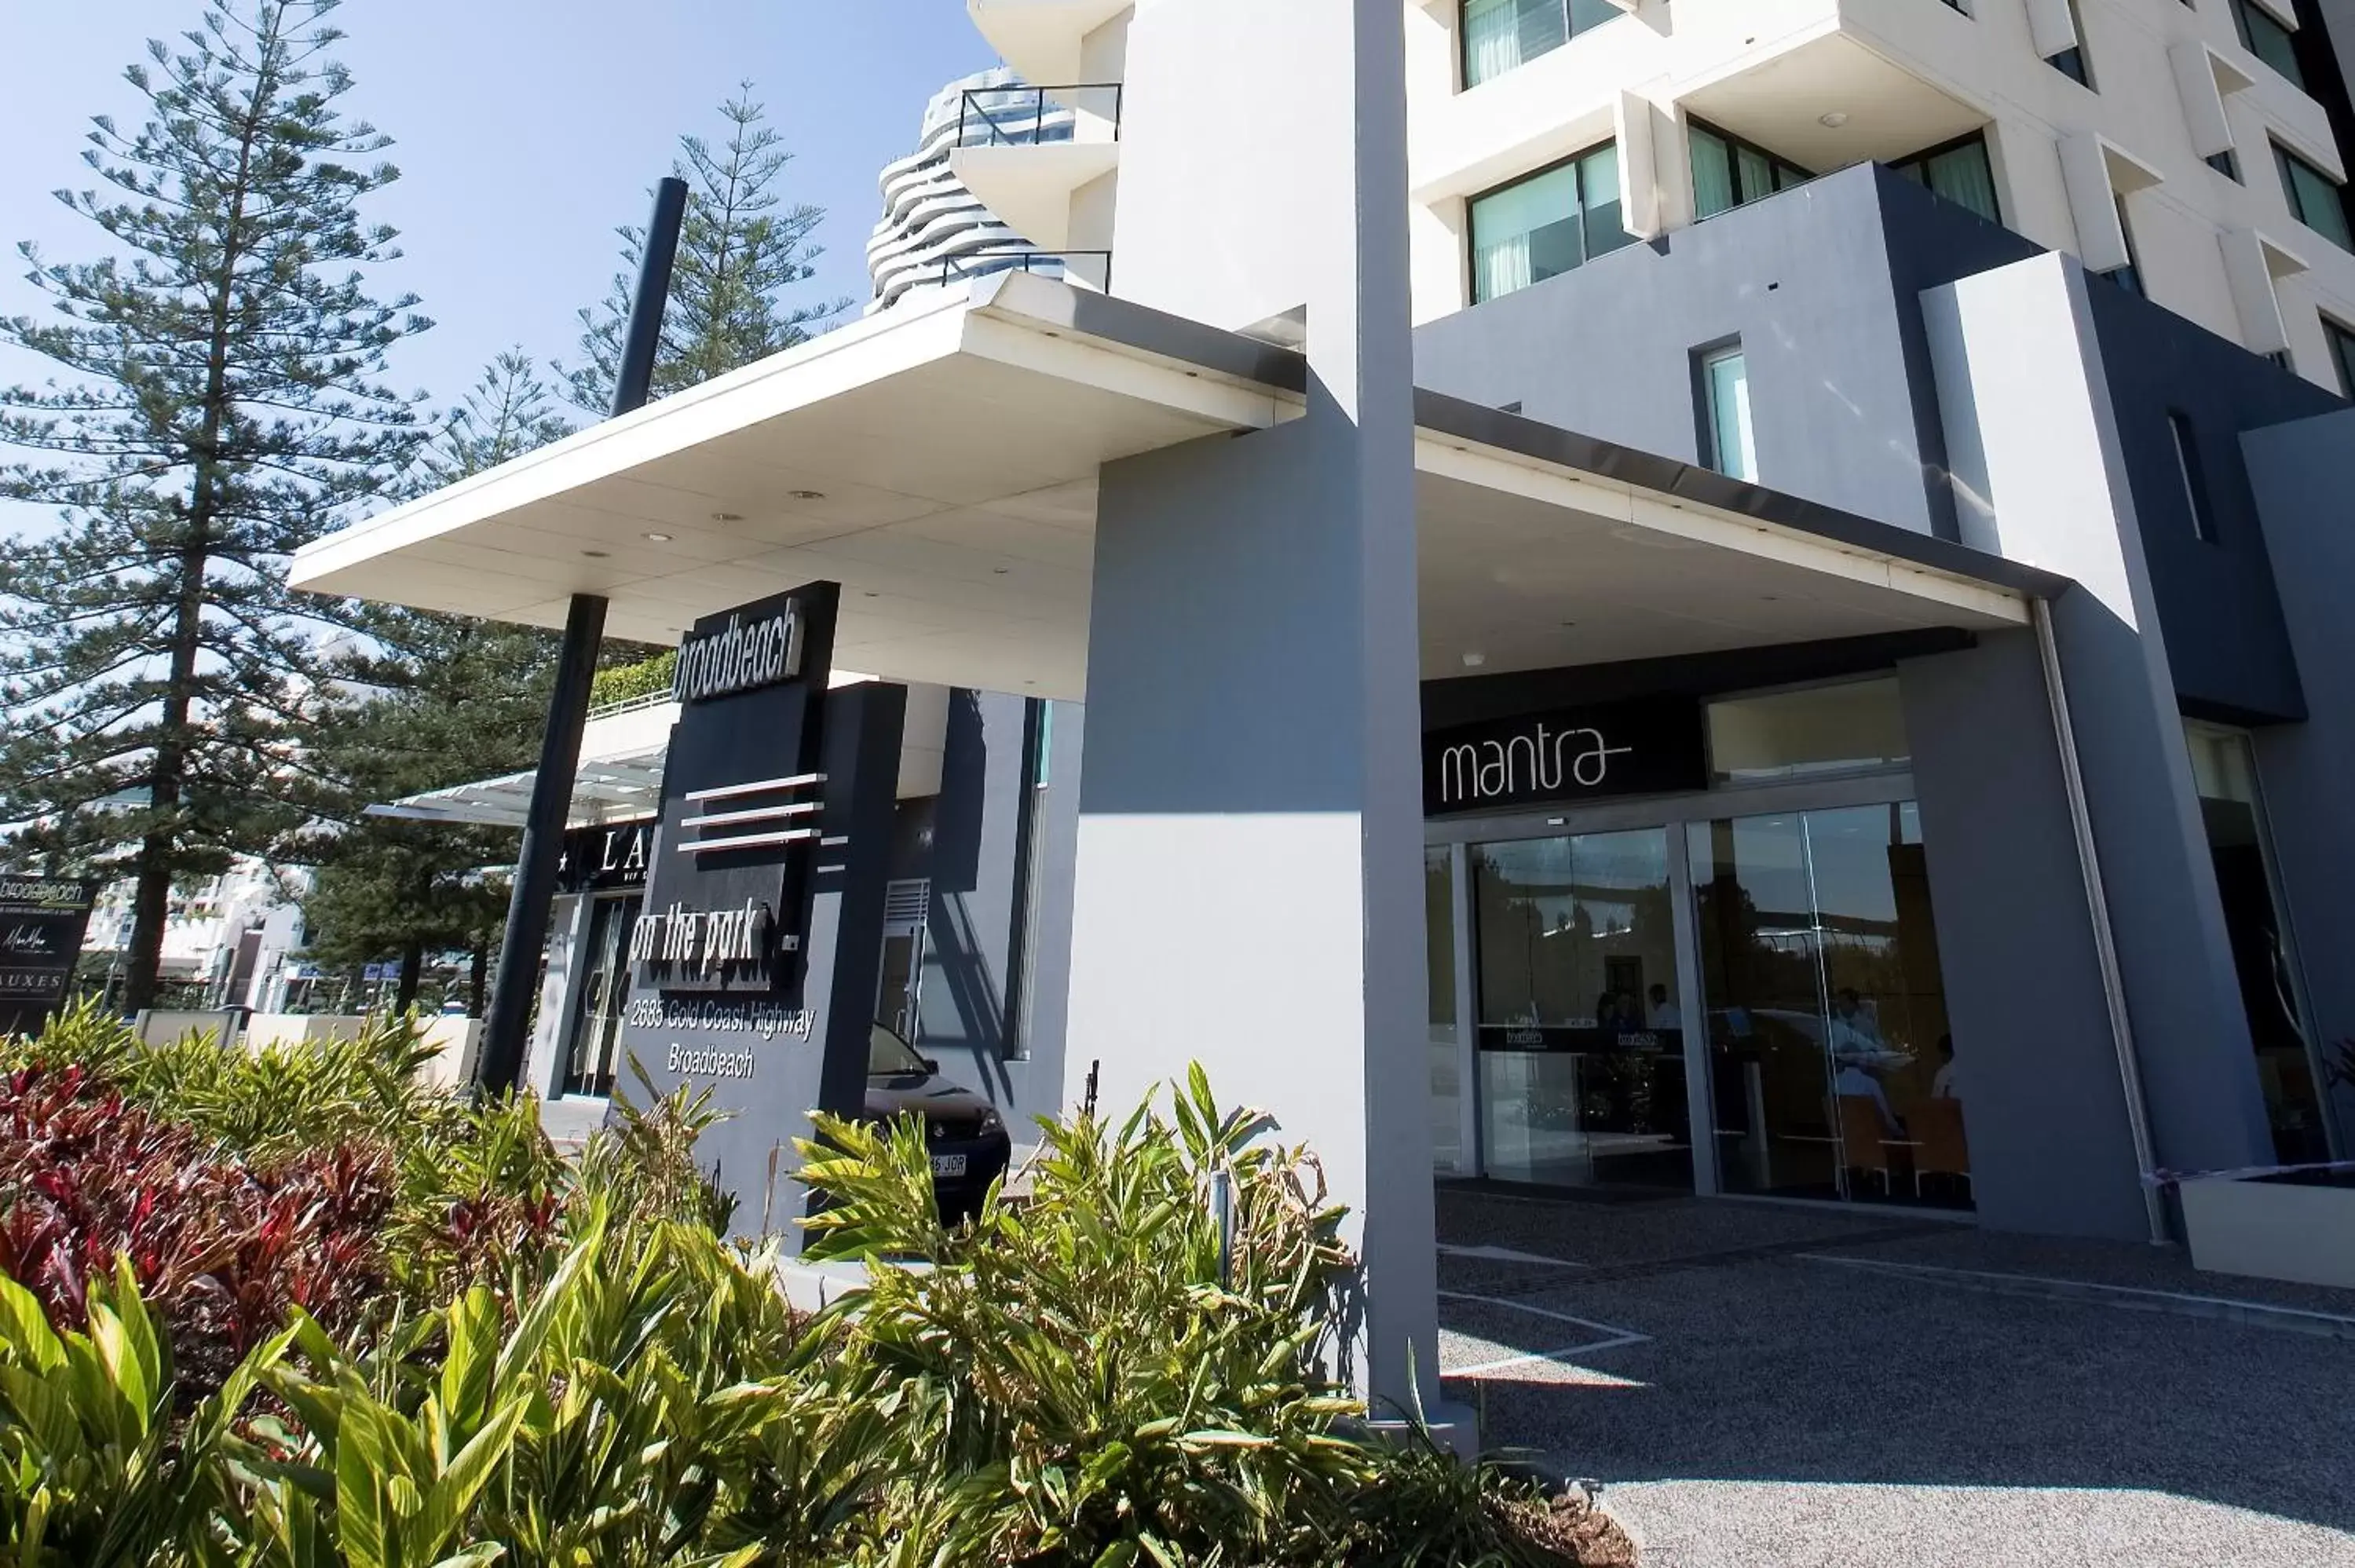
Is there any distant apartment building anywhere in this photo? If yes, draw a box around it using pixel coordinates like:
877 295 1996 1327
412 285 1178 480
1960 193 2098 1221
865 65 1119 313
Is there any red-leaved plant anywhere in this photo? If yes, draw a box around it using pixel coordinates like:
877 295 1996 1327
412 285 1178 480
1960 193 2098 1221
0 1063 395 1396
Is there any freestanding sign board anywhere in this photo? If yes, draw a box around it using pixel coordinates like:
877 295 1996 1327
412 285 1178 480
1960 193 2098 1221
0 877 99 1036
615 582 907 1242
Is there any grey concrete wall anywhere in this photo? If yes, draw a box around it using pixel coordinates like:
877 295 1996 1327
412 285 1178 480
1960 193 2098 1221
2242 407 2355 1145
1924 254 2275 1183
1898 634 2152 1239
893 690 1081 1139
1412 165 2037 540
2078 281 2336 723
914 691 1025 1060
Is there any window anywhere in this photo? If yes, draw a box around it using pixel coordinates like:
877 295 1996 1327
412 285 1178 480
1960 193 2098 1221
2230 0 2305 88
2046 0 2094 86
1698 344 1756 481
1888 132 2002 225
1468 143 1633 303
2182 719 2331 1165
876 879 931 1042
2324 316 2355 397
2208 148 2243 183
2167 411 2219 542
2276 142 2353 249
1461 0 1624 88
1705 678 1911 785
2100 190 2145 295
1688 119 1813 220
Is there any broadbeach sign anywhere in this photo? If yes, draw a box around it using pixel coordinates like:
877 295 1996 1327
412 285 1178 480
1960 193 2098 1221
671 604 806 704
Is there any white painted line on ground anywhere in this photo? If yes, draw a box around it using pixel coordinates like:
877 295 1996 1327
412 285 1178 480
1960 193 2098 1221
1437 1287 1649 1376
1439 1242 1589 1269
1448 1332 1651 1378
1799 1253 2355 1337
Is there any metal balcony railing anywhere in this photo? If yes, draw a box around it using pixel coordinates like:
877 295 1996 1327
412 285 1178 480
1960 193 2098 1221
958 83 1124 148
587 689 676 722
935 246 1114 294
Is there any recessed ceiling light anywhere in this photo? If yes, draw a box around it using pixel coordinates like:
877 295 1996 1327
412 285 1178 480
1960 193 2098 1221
1461 652 1487 668
710 511 743 523
644 532 672 543
788 489 827 502
1819 111 1850 129
582 549 610 559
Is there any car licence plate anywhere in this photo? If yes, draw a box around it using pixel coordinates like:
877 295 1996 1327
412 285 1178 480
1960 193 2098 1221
931 1153 968 1179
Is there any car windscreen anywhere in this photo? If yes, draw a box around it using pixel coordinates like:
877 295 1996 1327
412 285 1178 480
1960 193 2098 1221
868 1023 929 1076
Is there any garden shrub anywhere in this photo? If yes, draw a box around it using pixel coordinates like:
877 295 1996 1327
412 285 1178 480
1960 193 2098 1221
0 1014 1624 1566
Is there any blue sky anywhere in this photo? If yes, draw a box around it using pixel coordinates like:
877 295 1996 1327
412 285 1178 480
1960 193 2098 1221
0 0 994 436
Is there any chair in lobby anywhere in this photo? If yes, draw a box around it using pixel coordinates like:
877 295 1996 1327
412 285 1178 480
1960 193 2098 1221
1837 1095 1897 1198
1910 1098 1971 1200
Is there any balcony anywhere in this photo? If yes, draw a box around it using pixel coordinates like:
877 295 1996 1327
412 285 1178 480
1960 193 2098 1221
967 0 1132 89
1410 0 1986 204
949 83 1122 252
1672 0 1987 171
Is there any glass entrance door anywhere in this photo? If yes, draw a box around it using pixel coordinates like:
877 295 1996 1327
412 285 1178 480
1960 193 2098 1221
1471 828 1694 1190
1688 803 1968 1208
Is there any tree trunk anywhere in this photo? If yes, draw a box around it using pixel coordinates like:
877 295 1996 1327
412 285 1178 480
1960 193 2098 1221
393 936 424 1014
467 939 488 1018
126 69 264 1014
119 841 174 1016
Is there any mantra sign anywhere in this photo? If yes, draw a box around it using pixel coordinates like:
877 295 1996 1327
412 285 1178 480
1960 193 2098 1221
1422 696 1706 814
671 604 806 704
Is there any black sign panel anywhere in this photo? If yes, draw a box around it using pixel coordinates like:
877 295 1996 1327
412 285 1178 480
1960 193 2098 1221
616 582 907 1244
556 819 656 895
0 877 97 1036
1423 697 1707 816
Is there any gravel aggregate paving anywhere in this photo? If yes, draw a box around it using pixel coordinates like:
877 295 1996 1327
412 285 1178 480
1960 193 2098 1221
1434 1187 2355 1567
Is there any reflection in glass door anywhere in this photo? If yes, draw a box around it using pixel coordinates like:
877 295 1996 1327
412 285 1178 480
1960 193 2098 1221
1472 829 1693 1190
1688 803 1968 1208
561 896 639 1099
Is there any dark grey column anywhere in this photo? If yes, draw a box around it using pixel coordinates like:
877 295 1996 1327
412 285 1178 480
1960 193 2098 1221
1922 254 2274 1193
476 176 688 1091
478 592 606 1091
1900 634 2152 1239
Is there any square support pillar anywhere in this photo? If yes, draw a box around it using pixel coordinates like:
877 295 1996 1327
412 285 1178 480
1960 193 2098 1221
1068 0 1442 1419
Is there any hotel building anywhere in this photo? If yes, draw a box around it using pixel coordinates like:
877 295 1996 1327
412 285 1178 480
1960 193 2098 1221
301 0 2355 1413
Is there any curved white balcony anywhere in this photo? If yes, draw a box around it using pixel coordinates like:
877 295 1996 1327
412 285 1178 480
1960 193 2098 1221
967 0 1132 92
949 141 1119 250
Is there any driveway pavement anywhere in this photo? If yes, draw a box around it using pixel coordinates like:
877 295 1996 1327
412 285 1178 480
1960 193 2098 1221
1433 1186 2355 1568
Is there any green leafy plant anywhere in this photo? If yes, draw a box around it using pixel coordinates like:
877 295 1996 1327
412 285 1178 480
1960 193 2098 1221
0 1029 1622 1566
791 1064 1582 1566
0 1260 282 1568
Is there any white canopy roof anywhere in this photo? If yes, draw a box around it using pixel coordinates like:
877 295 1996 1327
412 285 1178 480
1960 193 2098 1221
294 272 2061 704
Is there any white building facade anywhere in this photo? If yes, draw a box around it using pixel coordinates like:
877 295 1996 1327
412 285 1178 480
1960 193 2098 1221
80 857 308 1011
965 0 2355 389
